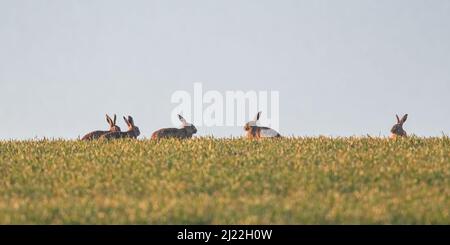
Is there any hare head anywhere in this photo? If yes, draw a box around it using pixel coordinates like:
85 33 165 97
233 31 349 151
124 115 140 137
178 114 197 135
244 111 261 131
391 114 408 137
106 114 121 132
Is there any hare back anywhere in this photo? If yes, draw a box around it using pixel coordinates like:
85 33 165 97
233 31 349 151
101 131 131 140
81 130 109 140
246 126 280 139
152 128 188 139
259 127 281 137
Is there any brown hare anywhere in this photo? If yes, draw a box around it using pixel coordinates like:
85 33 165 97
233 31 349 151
244 111 281 139
81 114 121 140
151 114 197 139
390 114 408 138
101 115 140 139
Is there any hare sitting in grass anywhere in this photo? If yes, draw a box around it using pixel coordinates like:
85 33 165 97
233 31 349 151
390 114 408 138
244 111 281 139
81 114 121 140
151 114 197 139
101 115 140 139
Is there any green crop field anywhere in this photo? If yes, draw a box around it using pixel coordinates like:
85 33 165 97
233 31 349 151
0 137 449 224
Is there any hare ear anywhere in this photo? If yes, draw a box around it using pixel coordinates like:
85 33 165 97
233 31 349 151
401 114 408 124
113 114 117 125
254 111 262 121
106 114 113 126
123 116 130 127
178 114 187 125
396 114 400 123
127 116 134 126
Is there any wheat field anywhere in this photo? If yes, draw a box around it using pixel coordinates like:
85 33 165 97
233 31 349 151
0 137 449 224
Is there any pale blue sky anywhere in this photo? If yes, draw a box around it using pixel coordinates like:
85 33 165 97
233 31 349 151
1 0 449 139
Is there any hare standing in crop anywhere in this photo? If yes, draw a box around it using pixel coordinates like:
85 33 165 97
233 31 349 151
390 114 408 138
151 114 197 139
101 115 140 139
81 114 121 140
244 111 281 139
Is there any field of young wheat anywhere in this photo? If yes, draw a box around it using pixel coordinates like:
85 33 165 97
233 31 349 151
0 137 449 224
